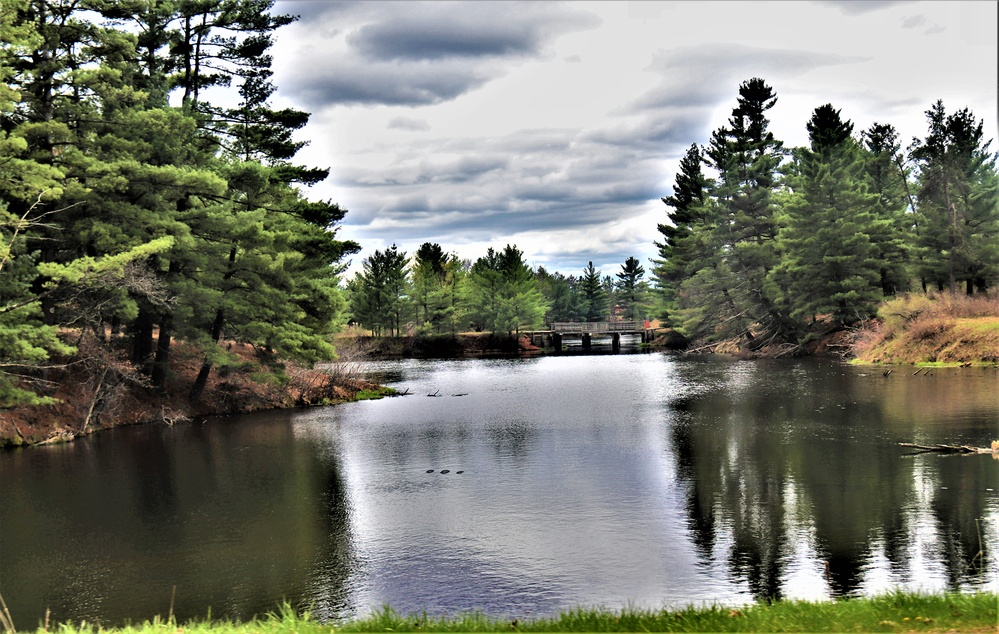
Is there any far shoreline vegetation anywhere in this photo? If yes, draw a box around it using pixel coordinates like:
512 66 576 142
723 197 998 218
2 591 997 633
2 4 997 448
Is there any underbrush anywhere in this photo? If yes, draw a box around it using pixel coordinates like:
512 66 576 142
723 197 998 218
0 333 384 447
852 292 999 365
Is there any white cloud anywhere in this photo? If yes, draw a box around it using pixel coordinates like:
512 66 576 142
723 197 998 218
270 1 998 280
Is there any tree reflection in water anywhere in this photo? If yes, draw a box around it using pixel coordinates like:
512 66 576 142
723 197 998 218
668 359 993 601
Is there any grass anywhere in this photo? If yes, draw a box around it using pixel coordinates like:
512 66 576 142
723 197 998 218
352 386 397 401
852 292 999 365
4 592 997 633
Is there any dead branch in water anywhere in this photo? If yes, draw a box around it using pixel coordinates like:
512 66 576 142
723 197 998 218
899 442 998 455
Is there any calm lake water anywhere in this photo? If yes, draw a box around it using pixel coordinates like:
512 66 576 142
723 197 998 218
1 353 997 626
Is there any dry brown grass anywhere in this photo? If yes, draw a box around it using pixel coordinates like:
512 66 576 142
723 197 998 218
852 292 999 364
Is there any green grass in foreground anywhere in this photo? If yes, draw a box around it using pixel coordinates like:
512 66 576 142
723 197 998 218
8 592 997 633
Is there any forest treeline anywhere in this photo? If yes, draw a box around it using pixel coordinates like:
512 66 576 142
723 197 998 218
0 0 359 410
344 77 999 347
652 78 998 348
346 242 650 336
3 0 997 415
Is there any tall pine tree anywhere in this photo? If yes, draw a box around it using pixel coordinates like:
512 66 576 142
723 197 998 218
769 104 882 327
910 101 999 294
653 143 709 323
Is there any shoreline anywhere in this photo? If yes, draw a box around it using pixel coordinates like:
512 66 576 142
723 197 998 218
0 339 395 449
5 299 996 448
4 592 995 633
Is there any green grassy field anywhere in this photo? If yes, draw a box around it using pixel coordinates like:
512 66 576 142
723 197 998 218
5 592 996 633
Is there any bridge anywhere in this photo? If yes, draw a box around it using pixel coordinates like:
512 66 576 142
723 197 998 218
526 321 656 352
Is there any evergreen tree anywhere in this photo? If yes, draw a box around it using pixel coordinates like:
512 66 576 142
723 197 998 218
536 267 583 323
411 242 465 334
652 143 709 322
615 256 649 320
769 104 882 327
601 274 616 318
671 78 787 343
579 261 606 322
862 122 913 295
0 7 70 406
466 245 545 334
910 101 999 293
1 2 358 408
348 245 409 336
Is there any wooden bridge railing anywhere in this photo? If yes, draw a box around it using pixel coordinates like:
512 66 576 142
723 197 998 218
548 321 645 333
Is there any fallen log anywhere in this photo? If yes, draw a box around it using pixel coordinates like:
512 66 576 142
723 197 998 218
899 442 999 455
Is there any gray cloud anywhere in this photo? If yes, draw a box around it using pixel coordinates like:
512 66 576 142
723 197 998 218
275 0 361 22
631 44 869 113
585 109 706 155
349 5 556 61
286 59 492 107
813 1 914 16
277 1 599 107
388 117 432 132
338 127 662 244
900 13 948 37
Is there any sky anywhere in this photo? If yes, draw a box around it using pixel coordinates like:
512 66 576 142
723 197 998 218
268 0 998 280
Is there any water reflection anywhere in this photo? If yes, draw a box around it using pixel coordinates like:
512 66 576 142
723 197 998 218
0 413 355 626
1 357 996 626
667 359 997 602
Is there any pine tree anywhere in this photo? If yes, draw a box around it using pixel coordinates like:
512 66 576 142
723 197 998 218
536 267 583 323
769 104 882 327
348 245 409 336
2 2 359 407
615 257 648 320
653 143 709 322
579 261 606 322
672 78 787 343
411 242 465 334
910 101 999 293
862 123 913 295
467 245 545 334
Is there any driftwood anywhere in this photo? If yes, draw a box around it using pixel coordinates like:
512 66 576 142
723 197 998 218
899 442 999 455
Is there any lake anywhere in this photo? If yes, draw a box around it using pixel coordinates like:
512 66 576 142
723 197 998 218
1 353 996 626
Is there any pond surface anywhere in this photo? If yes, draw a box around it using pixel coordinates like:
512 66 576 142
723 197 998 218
1 354 997 626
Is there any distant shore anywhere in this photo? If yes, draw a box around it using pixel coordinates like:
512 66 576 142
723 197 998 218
5 294 995 448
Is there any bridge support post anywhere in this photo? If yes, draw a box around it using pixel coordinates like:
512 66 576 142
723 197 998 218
582 333 591 350
552 333 562 351
612 332 620 352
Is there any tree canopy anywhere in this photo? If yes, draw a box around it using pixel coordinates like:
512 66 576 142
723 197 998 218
655 79 999 346
0 0 359 410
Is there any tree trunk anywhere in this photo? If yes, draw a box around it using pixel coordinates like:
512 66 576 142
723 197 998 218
132 306 155 369
189 307 225 403
151 314 172 390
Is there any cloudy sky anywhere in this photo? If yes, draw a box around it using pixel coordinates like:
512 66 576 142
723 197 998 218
269 0 997 279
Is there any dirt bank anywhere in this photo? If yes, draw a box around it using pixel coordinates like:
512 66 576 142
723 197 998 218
850 293 999 365
0 340 389 448
676 293 999 364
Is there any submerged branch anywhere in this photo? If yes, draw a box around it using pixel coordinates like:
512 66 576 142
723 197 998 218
899 442 999 455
